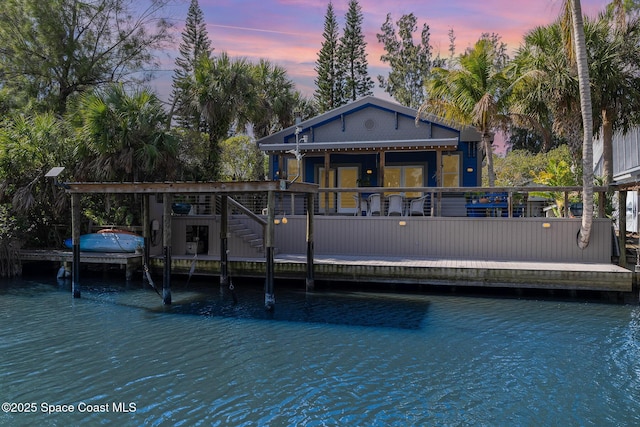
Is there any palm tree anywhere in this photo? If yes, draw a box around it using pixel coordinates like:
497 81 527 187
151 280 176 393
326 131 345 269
74 84 178 182
564 0 594 250
589 8 640 185
508 24 576 154
248 59 297 140
0 111 74 247
187 53 255 180
418 38 509 187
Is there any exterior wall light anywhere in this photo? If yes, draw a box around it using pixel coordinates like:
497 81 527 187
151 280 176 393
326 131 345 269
542 222 551 228
466 167 474 173
398 220 407 226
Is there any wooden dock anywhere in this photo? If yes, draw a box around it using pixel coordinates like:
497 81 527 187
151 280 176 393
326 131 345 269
153 253 634 294
20 249 142 280
18 250 634 298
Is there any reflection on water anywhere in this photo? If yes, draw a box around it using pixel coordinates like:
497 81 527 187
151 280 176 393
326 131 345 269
163 285 430 330
1 274 640 426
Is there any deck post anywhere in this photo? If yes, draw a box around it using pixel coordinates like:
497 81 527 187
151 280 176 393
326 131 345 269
265 190 276 310
143 194 150 280
162 193 172 305
220 195 229 287
71 193 81 298
306 192 315 291
619 190 627 268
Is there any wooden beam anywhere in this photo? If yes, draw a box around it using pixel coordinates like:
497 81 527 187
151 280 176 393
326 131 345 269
220 195 229 287
265 191 276 310
306 192 315 291
619 190 627 268
162 193 172 305
143 194 150 280
323 152 330 215
71 193 81 298
64 181 318 194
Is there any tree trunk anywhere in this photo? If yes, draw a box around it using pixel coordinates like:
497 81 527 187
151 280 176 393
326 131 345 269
570 0 594 250
483 132 496 187
601 107 614 185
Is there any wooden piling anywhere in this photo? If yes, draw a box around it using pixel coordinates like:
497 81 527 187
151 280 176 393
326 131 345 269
265 190 275 310
71 193 81 298
220 195 229 287
162 194 172 305
143 194 150 279
306 192 315 291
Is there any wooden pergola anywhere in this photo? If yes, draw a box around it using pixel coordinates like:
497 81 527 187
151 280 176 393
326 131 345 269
63 180 319 310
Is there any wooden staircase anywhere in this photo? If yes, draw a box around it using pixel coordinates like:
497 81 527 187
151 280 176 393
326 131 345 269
228 217 267 255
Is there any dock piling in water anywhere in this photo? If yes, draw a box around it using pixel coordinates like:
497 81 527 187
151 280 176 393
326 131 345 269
71 193 81 298
162 194 172 305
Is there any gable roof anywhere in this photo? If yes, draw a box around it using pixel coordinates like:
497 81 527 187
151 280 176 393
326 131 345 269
258 96 481 154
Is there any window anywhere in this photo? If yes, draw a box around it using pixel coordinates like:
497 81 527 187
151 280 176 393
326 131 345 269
385 165 424 197
287 158 300 182
442 154 460 187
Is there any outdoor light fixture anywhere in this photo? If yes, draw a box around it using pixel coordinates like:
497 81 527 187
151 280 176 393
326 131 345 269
542 222 551 228
281 216 288 224
366 169 373 175
45 167 69 189
466 167 474 173
274 218 281 225
398 220 407 227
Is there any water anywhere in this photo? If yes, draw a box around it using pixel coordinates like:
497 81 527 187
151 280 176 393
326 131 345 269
2 274 640 426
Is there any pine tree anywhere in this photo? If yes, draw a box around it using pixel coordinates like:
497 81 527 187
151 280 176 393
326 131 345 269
377 13 442 108
170 0 212 131
314 1 343 113
338 0 373 102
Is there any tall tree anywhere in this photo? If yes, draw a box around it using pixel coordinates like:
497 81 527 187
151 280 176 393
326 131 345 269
418 39 509 187
377 13 443 109
338 0 374 102
188 53 256 180
314 1 343 112
0 111 74 247
169 0 212 131
509 23 575 154
564 0 594 249
73 84 178 182
589 7 640 185
0 0 173 114
249 60 298 140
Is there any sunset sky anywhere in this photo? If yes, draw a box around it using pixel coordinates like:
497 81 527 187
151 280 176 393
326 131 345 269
154 0 610 100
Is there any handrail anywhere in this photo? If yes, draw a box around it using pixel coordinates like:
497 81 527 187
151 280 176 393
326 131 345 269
315 185 611 218
228 196 267 230
315 185 610 193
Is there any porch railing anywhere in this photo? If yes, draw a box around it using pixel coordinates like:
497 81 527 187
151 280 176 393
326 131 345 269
172 185 611 219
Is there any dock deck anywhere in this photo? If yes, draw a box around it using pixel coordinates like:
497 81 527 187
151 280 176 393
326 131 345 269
20 249 142 280
158 253 634 294
19 249 634 295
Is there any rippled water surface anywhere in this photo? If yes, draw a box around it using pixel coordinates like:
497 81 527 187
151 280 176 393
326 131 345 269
2 274 640 426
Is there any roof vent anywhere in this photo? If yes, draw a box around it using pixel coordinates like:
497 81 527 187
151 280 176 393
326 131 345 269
364 118 376 130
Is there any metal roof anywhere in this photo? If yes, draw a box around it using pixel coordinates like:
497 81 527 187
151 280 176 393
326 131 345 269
260 137 459 154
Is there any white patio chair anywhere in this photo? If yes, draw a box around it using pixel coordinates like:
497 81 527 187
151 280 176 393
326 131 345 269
408 195 428 216
352 194 368 216
387 194 404 216
367 193 381 216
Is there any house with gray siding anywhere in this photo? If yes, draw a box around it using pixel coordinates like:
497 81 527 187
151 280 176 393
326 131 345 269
258 96 484 215
596 127 640 232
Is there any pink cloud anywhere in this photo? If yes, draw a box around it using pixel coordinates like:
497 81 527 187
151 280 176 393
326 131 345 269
152 0 611 100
